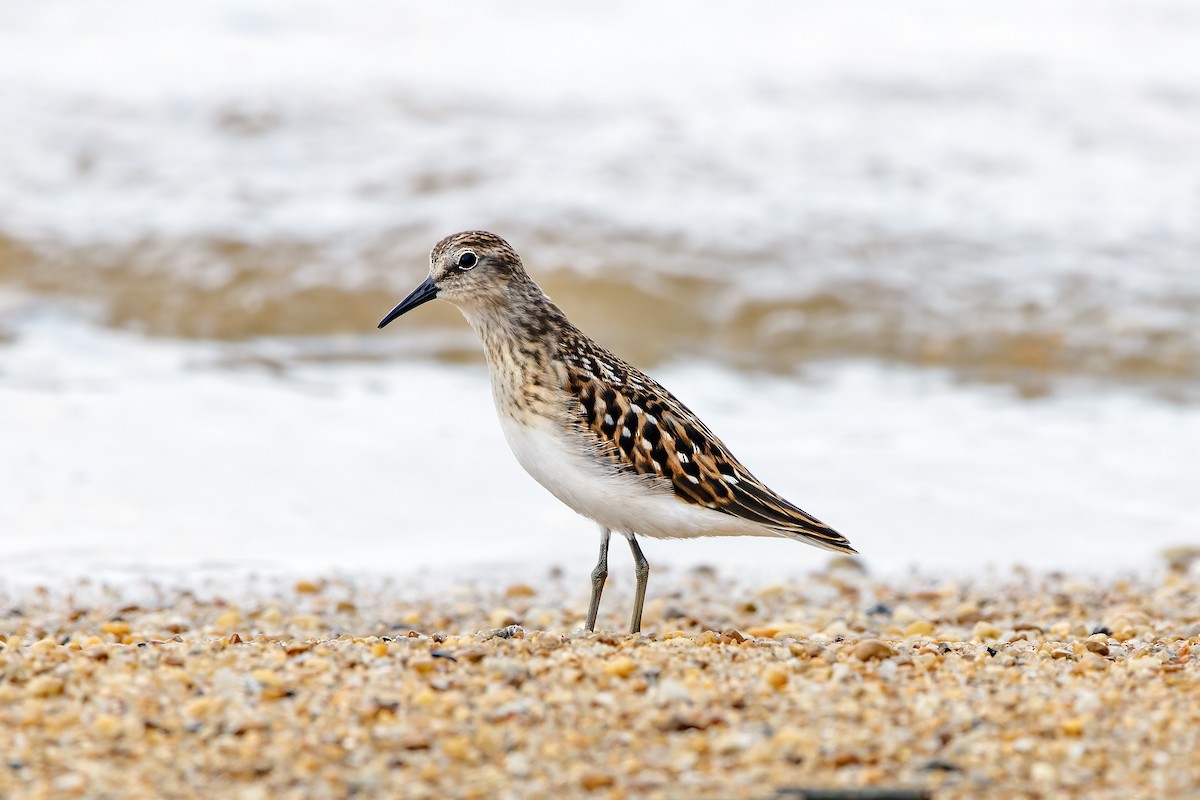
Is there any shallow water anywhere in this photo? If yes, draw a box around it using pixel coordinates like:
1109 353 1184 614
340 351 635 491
1 1 1198 583
2 316 1196 584
1 1 1199 387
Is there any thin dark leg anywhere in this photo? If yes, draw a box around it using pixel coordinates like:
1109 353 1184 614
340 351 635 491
585 527 611 632
627 534 650 634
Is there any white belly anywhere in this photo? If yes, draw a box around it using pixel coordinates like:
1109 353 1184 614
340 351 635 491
497 415 776 540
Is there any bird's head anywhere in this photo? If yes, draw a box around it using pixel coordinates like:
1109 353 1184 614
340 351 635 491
378 231 527 328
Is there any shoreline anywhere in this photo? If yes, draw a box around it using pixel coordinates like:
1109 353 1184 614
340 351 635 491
2 567 1198 798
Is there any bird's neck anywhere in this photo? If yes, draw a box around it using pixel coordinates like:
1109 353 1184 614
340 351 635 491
459 284 572 420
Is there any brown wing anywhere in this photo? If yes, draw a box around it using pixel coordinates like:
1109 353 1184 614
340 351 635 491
559 332 855 554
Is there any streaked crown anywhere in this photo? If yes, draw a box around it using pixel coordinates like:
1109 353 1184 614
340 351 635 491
429 231 528 308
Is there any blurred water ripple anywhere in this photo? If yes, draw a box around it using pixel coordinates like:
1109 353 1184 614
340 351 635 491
1 1 1197 386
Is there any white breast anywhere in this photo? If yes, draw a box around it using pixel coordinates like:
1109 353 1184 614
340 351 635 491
497 415 776 540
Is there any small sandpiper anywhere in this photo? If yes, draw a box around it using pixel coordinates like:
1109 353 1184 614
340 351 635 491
379 231 855 633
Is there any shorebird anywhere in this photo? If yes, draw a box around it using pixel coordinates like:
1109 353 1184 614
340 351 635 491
378 231 855 633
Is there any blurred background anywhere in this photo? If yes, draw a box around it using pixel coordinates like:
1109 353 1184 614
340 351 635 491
1 0 1197 584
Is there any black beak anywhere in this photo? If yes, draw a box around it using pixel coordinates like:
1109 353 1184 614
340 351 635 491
378 276 438 329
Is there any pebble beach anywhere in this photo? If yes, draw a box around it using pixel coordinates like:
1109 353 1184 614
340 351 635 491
3 6 1199 798
3 562 1198 799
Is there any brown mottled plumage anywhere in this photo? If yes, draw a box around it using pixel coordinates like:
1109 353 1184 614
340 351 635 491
379 231 855 633
560 330 848 550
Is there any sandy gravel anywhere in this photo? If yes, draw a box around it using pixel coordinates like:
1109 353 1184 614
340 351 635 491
2 563 1198 799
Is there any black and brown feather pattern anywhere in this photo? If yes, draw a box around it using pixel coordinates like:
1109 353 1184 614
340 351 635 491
557 327 855 554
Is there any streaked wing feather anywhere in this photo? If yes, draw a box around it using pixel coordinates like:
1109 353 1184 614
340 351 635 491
559 331 855 553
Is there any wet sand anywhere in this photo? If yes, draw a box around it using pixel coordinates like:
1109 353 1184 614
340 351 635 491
2 565 1198 799
5 3 1200 389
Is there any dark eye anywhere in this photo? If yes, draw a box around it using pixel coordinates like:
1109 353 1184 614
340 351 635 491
457 251 478 270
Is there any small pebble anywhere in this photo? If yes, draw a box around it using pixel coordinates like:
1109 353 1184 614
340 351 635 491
26 676 64 698
603 656 637 678
101 621 130 637
853 639 897 661
764 666 789 690
490 607 519 629
719 628 746 644
579 772 615 791
904 620 935 637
